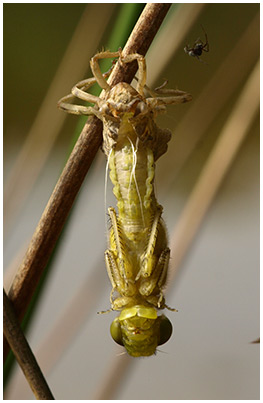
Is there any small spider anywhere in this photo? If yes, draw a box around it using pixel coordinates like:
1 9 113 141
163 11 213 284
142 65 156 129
184 26 209 63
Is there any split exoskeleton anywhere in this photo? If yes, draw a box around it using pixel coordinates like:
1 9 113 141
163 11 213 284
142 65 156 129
58 49 192 356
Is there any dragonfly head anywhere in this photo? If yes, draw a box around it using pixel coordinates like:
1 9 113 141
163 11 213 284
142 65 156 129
110 305 173 357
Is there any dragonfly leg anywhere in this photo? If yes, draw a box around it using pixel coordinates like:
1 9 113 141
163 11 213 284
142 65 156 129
108 207 133 281
156 247 170 289
105 250 136 309
104 249 134 294
90 50 121 91
136 205 163 281
97 307 113 314
120 53 146 96
57 65 114 114
139 247 170 300
164 303 178 312
104 249 119 290
146 89 192 109
156 249 177 311
71 77 104 107
58 93 103 117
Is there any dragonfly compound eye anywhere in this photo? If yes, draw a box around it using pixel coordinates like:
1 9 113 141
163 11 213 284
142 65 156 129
110 318 124 346
158 315 173 346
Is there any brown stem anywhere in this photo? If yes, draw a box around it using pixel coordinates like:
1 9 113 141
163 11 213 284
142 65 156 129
3 289 54 399
4 4 171 361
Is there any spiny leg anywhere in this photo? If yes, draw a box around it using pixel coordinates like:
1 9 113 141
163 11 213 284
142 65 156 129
58 94 103 117
71 77 104 107
139 77 192 101
104 250 118 290
104 249 123 297
155 248 177 311
146 89 192 109
141 77 192 107
90 50 121 91
139 247 170 297
104 249 136 311
134 77 191 102
140 247 178 311
108 207 132 281
98 251 117 314
155 247 171 308
57 69 114 115
136 205 163 281
139 248 170 308
156 247 170 290
120 53 146 96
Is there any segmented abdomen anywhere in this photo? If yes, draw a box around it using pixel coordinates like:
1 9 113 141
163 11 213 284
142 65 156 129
107 122 157 238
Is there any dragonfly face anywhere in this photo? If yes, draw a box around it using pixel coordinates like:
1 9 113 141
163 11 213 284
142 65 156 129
110 305 173 357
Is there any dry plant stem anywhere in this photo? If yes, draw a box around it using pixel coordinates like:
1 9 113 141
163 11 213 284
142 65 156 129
107 3 171 87
3 289 54 400
4 3 171 361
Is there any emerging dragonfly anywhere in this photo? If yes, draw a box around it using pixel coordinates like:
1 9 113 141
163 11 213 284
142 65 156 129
58 49 192 356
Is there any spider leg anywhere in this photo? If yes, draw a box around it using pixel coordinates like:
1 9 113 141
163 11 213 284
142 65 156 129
202 42 209 52
194 37 202 46
196 55 208 65
184 45 191 54
201 25 209 51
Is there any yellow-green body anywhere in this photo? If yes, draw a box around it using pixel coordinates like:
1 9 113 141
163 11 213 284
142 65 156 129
109 117 156 235
103 96 173 356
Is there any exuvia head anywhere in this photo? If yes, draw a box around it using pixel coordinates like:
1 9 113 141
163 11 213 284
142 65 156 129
101 82 149 119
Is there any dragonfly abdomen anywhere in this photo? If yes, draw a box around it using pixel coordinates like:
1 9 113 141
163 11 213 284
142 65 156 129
108 140 157 232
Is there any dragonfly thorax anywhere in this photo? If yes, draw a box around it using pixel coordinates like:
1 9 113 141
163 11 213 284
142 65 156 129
105 82 146 115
